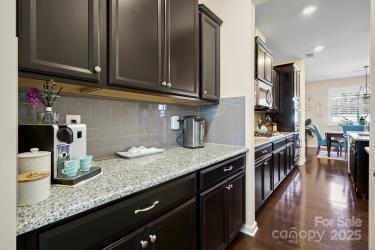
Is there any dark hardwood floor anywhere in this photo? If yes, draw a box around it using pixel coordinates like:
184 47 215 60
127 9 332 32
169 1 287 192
229 148 368 250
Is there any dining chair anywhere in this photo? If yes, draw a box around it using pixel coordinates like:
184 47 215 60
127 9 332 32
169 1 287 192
312 124 342 156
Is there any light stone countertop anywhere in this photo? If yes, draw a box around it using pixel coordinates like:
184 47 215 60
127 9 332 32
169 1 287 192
347 131 370 141
17 143 248 235
254 132 299 148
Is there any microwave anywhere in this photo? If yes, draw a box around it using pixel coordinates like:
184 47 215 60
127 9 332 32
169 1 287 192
255 80 273 109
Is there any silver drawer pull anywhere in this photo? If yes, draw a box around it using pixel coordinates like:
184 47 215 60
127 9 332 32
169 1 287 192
134 201 159 214
140 240 148 249
225 185 231 190
262 149 268 154
149 234 157 243
223 166 233 172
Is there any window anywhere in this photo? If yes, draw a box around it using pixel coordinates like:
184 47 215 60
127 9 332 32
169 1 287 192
328 86 371 124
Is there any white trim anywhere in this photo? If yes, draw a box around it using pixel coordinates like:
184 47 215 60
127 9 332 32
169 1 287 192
240 221 258 237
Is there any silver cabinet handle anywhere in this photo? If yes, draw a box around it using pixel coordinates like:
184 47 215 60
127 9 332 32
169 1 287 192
140 240 148 249
223 166 233 172
149 234 157 243
204 90 207 94
262 149 268 154
230 184 233 189
94 66 101 73
167 82 172 88
161 81 167 86
225 185 231 190
134 201 159 214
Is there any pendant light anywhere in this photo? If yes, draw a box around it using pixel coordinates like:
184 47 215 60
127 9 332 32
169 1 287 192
359 66 371 96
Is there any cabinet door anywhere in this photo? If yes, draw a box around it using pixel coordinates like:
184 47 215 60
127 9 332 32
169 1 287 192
273 152 280 188
19 0 106 84
200 181 228 250
147 199 196 250
255 162 263 211
264 53 273 84
295 71 301 98
167 0 199 97
272 69 280 110
256 45 265 81
263 156 273 200
199 9 221 101
104 227 146 250
108 0 165 92
228 173 245 242
279 147 287 181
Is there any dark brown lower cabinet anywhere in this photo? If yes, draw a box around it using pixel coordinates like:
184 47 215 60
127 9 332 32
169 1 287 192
200 181 227 250
273 146 287 189
105 198 196 250
228 173 245 242
262 156 273 200
146 199 196 250
255 138 297 213
255 164 263 211
104 227 145 250
200 171 245 250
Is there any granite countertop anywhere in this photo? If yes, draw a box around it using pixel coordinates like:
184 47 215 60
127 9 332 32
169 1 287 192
17 143 248 235
365 147 370 155
254 132 298 148
347 131 370 141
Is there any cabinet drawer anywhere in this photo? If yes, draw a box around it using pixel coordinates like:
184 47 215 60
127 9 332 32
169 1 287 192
199 154 245 191
255 143 272 160
273 139 286 151
287 135 295 143
38 174 196 250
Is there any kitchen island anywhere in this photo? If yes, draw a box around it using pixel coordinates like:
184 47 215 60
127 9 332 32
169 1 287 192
347 132 369 199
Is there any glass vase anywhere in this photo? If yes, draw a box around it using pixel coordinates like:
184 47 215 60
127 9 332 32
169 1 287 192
37 107 59 124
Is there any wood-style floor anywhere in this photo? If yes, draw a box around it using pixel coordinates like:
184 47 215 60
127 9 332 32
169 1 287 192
229 148 368 250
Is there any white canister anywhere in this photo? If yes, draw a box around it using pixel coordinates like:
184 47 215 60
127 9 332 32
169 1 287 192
17 172 50 206
18 148 51 173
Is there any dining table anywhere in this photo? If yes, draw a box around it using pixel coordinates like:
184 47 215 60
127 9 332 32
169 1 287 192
325 131 344 157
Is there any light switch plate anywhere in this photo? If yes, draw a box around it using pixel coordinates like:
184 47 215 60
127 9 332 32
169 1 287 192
66 115 81 124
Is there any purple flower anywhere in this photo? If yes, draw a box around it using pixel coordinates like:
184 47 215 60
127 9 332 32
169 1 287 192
25 88 42 109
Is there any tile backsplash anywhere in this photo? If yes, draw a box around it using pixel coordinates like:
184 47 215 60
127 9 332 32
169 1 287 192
19 89 246 158
19 89 198 158
199 97 246 146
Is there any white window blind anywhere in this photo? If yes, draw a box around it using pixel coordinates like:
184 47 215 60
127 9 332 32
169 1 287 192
328 86 371 124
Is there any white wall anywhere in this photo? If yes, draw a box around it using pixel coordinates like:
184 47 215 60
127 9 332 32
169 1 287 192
369 0 375 249
199 0 258 235
305 76 365 147
0 0 17 249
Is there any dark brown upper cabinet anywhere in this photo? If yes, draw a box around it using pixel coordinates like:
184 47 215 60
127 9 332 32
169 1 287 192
199 5 223 101
255 37 274 85
18 0 106 86
108 0 165 92
167 0 199 97
108 0 199 98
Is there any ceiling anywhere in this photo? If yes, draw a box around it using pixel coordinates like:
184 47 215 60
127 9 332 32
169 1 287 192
255 0 370 82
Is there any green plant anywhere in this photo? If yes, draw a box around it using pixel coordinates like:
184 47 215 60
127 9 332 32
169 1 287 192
41 79 62 108
305 119 314 147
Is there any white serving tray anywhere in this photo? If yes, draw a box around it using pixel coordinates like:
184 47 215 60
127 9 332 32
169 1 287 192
117 147 164 159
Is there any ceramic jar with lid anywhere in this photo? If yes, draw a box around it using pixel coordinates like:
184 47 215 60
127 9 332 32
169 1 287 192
18 148 51 173
17 172 50 206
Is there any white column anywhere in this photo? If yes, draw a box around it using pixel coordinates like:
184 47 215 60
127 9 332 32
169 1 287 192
0 0 17 248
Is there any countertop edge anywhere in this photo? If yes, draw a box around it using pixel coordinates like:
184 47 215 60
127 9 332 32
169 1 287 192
255 132 299 148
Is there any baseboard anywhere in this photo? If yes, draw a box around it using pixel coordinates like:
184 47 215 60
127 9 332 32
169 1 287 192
297 158 306 166
240 221 258 237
